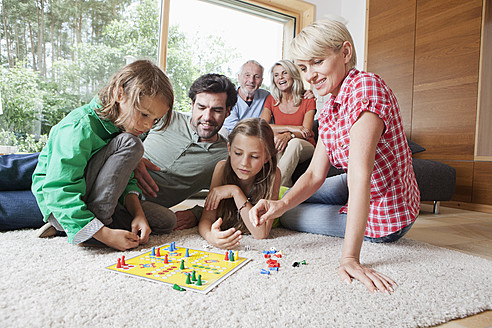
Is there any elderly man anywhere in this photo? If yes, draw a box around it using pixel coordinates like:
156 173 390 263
220 60 315 138
220 60 269 137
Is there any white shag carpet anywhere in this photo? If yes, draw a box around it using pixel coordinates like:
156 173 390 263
0 227 490 328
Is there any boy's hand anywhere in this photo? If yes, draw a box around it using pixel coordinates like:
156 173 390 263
93 226 139 251
131 215 151 245
208 218 242 249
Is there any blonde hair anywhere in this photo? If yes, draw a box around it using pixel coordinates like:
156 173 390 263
289 19 357 69
218 118 278 232
97 59 174 131
269 59 305 107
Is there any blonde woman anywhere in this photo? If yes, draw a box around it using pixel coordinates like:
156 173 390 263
261 59 316 187
250 20 420 294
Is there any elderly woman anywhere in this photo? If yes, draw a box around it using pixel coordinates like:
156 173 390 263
261 59 316 187
250 19 420 294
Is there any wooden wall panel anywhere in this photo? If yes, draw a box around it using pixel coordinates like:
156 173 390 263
366 0 416 136
441 160 474 203
412 0 482 160
472 161 492 204
476 0 492 157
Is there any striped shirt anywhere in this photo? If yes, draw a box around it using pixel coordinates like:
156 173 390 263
318 69 420 238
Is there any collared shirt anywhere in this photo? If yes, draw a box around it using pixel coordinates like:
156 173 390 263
318 69 420 238
222 88 270 132
142 111 229 208
32 98 141 244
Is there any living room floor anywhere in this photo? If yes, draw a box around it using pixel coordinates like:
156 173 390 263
171 200 492 327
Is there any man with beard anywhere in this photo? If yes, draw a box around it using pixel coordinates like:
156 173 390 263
221 60 268 137
134 73 237 230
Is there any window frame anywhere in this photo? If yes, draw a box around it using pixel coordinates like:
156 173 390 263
158 0 315 70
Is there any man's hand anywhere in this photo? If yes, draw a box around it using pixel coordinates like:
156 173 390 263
303 89 316 100
174 210 198 230
134 158 160 198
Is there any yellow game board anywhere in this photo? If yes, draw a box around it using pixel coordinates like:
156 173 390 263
106 243 250 294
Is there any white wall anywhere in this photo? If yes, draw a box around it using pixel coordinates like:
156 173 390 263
306 0 367 70
303 0 367 114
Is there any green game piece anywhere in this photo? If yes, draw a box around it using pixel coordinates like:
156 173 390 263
191 270 197 282
196 274 202 286
186 273 191 284
173 284 184 291
300 260 307 265
180 259 185 270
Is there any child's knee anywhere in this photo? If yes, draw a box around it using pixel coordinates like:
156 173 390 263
113 133 144 159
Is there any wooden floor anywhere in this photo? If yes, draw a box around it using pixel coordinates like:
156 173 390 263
404 203 492 328
173 200 492 327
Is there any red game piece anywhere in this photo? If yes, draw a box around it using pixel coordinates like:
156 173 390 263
121 256 126 266
224 251 229 261
164 254 169 264
156 247 161 257
264 254 271 258
116 258 122 268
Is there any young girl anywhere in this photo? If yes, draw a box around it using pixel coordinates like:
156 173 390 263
199 118 281 249
250 20 420 294
31 59 176 251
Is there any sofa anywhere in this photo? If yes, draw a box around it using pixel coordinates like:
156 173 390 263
292 121 456 214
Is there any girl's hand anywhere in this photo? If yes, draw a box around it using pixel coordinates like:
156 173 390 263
249 199 286 227
131 215 151 245
208 217 242 249
274 133 290 152
338 257 396 294
205 185 239 210
93 226 140 251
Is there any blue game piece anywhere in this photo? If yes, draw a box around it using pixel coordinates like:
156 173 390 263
260 269 270 275
185 248 190 257
151 247 155 256
269 267 279 271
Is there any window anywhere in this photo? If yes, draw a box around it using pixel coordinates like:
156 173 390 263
0 0 313 145
161 0 314 111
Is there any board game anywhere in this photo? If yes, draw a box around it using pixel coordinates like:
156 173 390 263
106 242 251 294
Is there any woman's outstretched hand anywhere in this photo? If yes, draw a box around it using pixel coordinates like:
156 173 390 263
249 199 286 227
338 257 396 294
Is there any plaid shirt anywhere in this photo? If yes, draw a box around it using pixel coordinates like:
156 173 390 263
318 69 420 238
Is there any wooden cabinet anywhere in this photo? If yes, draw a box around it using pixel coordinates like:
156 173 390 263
367 0 492 208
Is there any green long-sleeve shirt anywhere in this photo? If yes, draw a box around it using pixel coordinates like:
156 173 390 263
32 98 141 244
